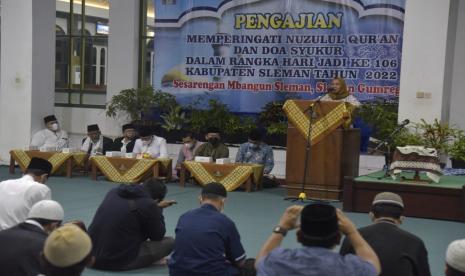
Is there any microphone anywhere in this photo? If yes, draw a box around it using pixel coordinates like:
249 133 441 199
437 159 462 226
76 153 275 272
372 118 410 153
327 86 334 93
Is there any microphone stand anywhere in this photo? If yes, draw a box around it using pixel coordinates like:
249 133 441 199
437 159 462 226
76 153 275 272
285 94 326 202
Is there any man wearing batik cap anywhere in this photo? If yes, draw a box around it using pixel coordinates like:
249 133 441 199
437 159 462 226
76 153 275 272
340 192 431 276
446 239 465 276
30 115 69 151
113 123 137 153
0 200 64 275
81 124 113 156
169 182 254 276
0 157 53 230
41 224 94 276
256 203 381 276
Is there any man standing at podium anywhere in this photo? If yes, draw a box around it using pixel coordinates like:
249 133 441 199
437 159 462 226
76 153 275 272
30 115 68 151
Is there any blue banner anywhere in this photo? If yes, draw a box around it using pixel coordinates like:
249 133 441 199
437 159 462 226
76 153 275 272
153 0 405 113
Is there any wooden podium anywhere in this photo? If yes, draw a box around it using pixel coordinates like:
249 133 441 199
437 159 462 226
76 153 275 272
284 100 360 200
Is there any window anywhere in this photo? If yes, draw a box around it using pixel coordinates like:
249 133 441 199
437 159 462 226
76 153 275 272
55 0 109 108
138 0 155 88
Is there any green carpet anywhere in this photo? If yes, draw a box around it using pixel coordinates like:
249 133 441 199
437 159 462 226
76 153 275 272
357 170 465 189
1 166 464 276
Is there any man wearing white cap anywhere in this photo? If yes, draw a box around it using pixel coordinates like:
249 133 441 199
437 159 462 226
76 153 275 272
0 157 53 230
0 200 64 276
446 239 465 276
340 192 431 276
41 224 94 276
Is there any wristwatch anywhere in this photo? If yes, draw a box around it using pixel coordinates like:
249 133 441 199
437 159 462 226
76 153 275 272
273 226 288 236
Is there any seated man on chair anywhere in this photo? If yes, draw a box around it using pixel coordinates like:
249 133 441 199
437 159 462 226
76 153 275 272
81 124 113 156
174 132 202 177
133 126 168 158
235 128 274 175
113 123 137 153
194 127 229 161
30 115 68 151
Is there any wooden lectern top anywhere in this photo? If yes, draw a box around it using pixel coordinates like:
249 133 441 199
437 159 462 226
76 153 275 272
283 100 351 146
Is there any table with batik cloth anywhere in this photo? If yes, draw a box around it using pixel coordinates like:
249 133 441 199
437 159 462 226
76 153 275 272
9 150 87 177
90 156 172 183
389 146 442 183
180 161 264 192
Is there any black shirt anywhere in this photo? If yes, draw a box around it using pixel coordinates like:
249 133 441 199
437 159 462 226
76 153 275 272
340 221 431 276
88 184 166 270
113 137 136 153
0 222 48 276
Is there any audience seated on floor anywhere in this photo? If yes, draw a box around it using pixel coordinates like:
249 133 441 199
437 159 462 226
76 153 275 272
30 115 69 151
340 192 431 276
169 182 255 276
88 178 175 271
0 157 53 230
112 123 137 153
41 224 93 276
446 239 465 276
133 126 169 158
194 127 229 161
0 200 64 275
81 124 113 156
255 203 381 276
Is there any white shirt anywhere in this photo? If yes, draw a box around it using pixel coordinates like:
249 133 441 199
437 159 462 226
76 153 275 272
133 136 168 158
30 129 69 150
0 175 51 230
120 138 131 153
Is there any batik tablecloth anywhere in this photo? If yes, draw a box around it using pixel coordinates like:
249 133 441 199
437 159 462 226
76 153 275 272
183 161 264 192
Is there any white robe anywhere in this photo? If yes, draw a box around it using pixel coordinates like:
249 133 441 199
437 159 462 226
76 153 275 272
0 175 51 230
30 129 69 150
133 136 168 158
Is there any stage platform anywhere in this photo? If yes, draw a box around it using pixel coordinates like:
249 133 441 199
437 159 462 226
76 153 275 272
343 171 465 222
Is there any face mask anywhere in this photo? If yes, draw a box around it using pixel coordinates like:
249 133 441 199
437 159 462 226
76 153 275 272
50 123 59 131
185 143 194 149
208 137 219 146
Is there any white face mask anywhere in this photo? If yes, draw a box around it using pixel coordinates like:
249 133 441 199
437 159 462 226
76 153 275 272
50 123 59 131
